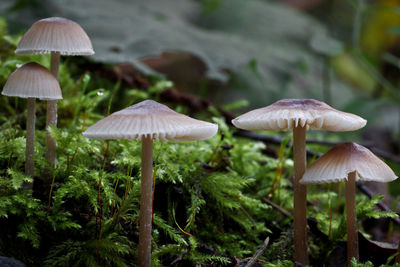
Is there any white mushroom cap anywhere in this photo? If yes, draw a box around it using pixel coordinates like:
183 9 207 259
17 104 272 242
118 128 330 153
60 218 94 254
300 142 397 184
2 62 62 100
232 99 366 132
83 100 218 141
15 17 94 56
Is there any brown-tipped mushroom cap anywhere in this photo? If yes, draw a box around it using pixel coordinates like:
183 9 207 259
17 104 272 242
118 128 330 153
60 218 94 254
300 142 397 184
15 17 94 56
2 62 62 100
83 100 218 141
232 99 366 132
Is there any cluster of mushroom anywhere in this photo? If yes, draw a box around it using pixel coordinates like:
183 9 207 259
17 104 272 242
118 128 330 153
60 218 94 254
3 16 398 267
4 16 219 267
2 17 94 185
232 99 398 264
84 97 397 266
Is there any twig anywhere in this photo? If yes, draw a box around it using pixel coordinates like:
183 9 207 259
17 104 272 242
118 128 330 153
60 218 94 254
233 130 400 164
307 139 371 147
234 130 322 159
262 198 292 217
234 130 282 145
170 248 189 265
368 147 400 165
160 89 235 123
244 237 270 267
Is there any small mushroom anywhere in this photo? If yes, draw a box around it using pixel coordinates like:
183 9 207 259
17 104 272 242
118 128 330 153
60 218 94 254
15 17 94 172
2 62 62 181
300 142 397 262
232 99 366 264
83 100 218 267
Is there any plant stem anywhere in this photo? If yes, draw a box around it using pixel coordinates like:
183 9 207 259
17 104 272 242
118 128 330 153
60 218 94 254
322 57 331 105
45 52 60 177
25 98 35 179
293 126 308 265
138 136 153 267
328 184 332 238
352 0 364 50
346 171 359 262
47 174 56 216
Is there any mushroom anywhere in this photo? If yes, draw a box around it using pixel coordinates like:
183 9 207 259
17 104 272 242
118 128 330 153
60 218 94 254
232 99 366 264
2 62 62 181
15 17 94 171
300 142 397 262
83 100 218 267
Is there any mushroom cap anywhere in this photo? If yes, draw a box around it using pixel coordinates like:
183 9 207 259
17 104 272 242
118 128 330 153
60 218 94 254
15 17 94 56
83 100 218 141
2 62 62 100
300 142 397 184
232 99 366 132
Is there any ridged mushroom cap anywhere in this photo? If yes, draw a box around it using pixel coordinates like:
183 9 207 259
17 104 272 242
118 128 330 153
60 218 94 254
300 142 397 184
232 99 366 132
15 17 94 56
83 100 218 141
2 62 62 100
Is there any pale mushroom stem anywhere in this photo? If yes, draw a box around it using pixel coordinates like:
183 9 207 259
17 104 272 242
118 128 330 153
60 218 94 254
45 52 60 177
346 171 359 262
293 125 309 265
25 97 35 179
138 135 154 267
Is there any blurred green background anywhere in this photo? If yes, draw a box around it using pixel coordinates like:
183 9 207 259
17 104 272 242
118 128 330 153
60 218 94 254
2 0 400 131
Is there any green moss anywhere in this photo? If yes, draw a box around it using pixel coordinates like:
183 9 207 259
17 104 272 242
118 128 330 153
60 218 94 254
0 17 398 267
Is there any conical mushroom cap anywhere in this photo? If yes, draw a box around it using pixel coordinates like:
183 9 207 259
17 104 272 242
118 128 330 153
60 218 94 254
83 100 218 141
232 99 366 132
2 62 62 100
300 142 397 184
15 17 94 56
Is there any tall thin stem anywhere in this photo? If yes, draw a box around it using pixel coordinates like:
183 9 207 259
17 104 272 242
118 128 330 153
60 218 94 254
45 52 60 177
138 136 153 267
293 126 309 265
25 98 35 179
50 51 60 78
346 171 359 262
352 0 364 51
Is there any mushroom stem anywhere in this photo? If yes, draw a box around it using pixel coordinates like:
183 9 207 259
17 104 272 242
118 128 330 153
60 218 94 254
50 51 60 78
138 136 153 267
293 125 309 265
25 98 35 179
45 52 60 176
346 171 359 262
